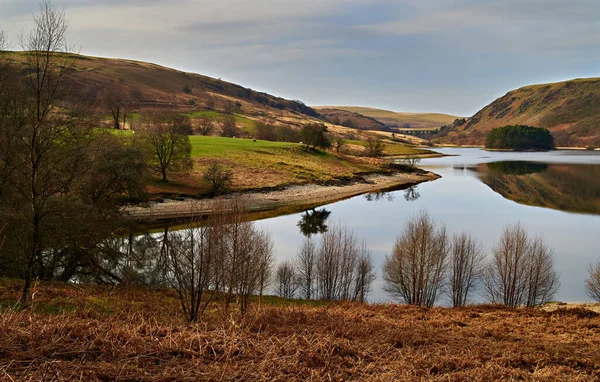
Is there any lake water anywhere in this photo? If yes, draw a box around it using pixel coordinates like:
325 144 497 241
255 148 600 304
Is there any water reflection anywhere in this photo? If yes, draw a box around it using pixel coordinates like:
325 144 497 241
479 162 600 215
254 149 600 303
297 208 331 237
364 185 421 202
364 191 395 202
486 161 548 175
404 185 421 202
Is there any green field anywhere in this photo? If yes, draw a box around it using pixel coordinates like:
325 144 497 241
189 136 297 157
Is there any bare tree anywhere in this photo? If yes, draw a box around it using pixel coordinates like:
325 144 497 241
383 211 449 308
197 115 214 136
3 1 93 307
296 239 316 300
585 261 600 302
448 233 485 307
353 243 376 303
275 261 298 299
0 30 7 52
315 225 361 301
164 204 217 321
215 196 275 314
524 237 559 307
255 228 275 304
137 113 193 182
103 83 140 130
484 224 559 308
220 115 238 137
365 137 385 157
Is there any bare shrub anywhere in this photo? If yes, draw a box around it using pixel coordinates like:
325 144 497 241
585 261 600 302
383 211 449 308
203 163 232 196
217 197 275 314
296 239 316 300
314 225 374 302
163 204 216 321
353 244 376 303
484 224 559 308
333 136 346 153
365 137 384 157
448 233 485 307
316 225 358 300
220 115 238 137
275 261 298 299
196 115 214 136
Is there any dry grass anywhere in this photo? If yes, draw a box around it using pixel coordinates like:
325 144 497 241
1 281 599 381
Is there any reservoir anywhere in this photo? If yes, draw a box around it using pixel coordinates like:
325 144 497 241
256 148 600 303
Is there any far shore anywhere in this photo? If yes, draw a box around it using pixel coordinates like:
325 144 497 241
435 144 599 151
127 171 440 224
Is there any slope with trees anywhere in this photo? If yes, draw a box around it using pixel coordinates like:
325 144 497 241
436 78 600 147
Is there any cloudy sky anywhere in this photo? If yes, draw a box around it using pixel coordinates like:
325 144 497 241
1 0 600 116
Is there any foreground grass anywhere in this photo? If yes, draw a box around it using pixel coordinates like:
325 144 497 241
1 280 599 381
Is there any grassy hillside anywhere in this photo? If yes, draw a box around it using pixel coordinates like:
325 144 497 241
1 280 599 381
437 78 600 147
320 106 460 130
3 52 436 197
2 52 320 129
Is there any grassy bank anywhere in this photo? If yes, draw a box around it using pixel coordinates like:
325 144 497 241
147 135 430 196
1 280 599 381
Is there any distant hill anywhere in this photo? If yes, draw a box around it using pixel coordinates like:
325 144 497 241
437 78 600 147
319 106 460 130
316 108 387 131
1 52 320 129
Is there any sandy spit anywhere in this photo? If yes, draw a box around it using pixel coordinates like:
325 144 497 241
126 171 439 223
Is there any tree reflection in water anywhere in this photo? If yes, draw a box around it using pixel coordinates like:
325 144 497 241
297 208 331 238
404 185 420 202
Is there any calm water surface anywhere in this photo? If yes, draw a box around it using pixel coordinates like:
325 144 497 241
255 148 600 304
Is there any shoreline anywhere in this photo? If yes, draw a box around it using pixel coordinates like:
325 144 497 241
126 170 440 224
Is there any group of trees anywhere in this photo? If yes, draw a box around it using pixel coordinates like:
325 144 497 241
383 212 560 308
162 198 274 320
485 125 555 151
0 2 152 306
274 225 376 303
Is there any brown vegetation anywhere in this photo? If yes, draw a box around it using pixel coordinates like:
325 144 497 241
1 280 599 381
437 78 600 147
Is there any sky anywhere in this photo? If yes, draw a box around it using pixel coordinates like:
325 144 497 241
1 0 600 116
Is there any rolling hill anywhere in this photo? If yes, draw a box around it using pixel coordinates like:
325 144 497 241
436 78 600 147
1 52 321 129
318 106 460 130
317 108 387 131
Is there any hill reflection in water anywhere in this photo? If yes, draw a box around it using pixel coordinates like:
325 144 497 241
478 161 600 215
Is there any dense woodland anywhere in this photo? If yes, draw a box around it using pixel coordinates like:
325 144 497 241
485 125 555 150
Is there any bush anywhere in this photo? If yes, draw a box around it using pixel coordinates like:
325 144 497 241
203 163 232 196
365 137 384 157
300 123 330 150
